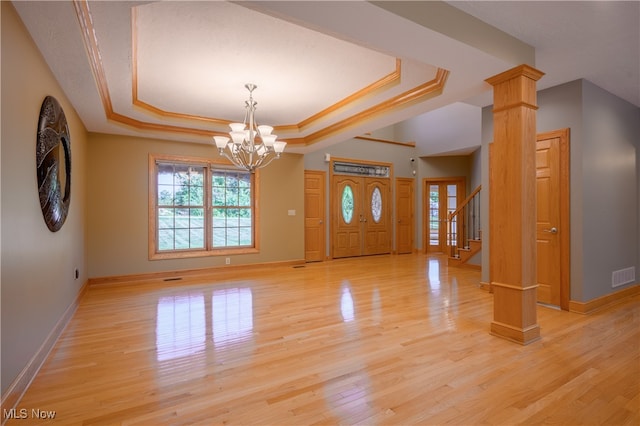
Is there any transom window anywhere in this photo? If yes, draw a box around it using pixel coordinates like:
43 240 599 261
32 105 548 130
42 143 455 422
149 155 259 259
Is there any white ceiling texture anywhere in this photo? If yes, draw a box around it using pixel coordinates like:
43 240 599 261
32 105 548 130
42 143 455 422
13 1 640 156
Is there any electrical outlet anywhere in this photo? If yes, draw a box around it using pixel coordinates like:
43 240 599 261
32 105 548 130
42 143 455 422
225 257 231 265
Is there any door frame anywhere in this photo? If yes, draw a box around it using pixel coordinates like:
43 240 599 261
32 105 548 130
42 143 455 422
537 128 571 310
423 177 466 253
329 157 394 259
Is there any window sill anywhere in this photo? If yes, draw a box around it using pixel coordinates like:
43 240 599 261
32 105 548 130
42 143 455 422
149 247 259 261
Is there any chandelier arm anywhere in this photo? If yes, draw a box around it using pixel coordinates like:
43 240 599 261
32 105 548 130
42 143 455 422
219 150 243 170
234 148 250 171
230 142 251 170
253 153 267 170
255 152 280 170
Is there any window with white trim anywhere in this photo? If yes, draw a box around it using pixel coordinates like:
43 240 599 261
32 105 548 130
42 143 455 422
150 155 257 259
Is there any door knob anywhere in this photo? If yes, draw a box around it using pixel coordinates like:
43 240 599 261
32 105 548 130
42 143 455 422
543 227 558 234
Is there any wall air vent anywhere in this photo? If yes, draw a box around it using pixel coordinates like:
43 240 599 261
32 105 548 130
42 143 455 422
612 267 636 288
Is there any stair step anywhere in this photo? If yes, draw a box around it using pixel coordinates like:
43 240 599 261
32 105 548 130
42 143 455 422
448 239 482 267
447 256 463 266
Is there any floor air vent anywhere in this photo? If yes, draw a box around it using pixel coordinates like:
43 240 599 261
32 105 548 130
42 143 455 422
612 267 635 288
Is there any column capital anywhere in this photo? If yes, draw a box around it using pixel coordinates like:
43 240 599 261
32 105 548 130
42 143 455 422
485 64 545 86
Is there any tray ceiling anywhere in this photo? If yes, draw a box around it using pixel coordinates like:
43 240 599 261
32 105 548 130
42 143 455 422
12 1 638 154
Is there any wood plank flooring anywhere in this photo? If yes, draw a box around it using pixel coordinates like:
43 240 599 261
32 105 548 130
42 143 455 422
6 254 639 425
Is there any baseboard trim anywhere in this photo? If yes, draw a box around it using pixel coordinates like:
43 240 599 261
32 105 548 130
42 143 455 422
1 280 88 421
479 281 492 292
490 320 541 345
88 259 306 286
458 263 481 271
569 283 640 314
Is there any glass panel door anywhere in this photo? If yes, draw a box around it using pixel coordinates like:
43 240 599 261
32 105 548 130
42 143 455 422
333 176 362 258
447 184 458 248
426 179 465 253
428 184 441 250
332 175 391 258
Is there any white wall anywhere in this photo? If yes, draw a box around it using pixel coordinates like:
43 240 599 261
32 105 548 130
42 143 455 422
396 102 482 156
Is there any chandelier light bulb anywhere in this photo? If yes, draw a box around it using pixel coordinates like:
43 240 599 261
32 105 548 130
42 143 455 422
273 141 287 153
229 123 246 132
262 135 277 147
230 131 245 145
213 136 229 149
258 125 273 136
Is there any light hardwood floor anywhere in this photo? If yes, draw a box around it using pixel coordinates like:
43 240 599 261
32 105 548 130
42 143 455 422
6 254 639 425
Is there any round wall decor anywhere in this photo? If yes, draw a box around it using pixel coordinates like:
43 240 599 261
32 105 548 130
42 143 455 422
36 96 71 232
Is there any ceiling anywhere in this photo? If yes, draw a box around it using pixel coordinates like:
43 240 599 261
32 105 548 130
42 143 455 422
13 1 639 156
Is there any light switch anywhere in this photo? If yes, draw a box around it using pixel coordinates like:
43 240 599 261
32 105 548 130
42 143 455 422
288 209 296 216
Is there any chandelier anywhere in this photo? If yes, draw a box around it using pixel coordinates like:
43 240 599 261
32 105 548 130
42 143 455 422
213 84 286 172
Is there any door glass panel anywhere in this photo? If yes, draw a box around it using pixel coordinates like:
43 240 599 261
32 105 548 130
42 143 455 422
341 185 354 224
371 186 382 223
447 184 457 246
429 184 439 246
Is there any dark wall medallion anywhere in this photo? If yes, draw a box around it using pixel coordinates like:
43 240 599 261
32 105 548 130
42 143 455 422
36 96 71 232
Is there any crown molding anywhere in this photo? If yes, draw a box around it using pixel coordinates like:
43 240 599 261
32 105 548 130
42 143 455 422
75 0 447 147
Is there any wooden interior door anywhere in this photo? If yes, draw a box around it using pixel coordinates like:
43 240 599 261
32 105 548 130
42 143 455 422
536 129 570 309
304 170 325 262
395 178 414 254
333 176 362 258
363 178 391 255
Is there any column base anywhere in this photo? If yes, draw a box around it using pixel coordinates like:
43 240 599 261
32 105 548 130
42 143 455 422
491 281 540 345
490 320 540 345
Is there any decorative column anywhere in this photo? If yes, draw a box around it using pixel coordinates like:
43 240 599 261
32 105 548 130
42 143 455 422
485 64 544 345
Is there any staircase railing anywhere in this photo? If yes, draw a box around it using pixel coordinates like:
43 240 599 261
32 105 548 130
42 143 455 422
448 185 482 259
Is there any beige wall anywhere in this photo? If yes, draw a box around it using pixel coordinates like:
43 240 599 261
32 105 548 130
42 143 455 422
87 133 305 279
1 2 88 394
